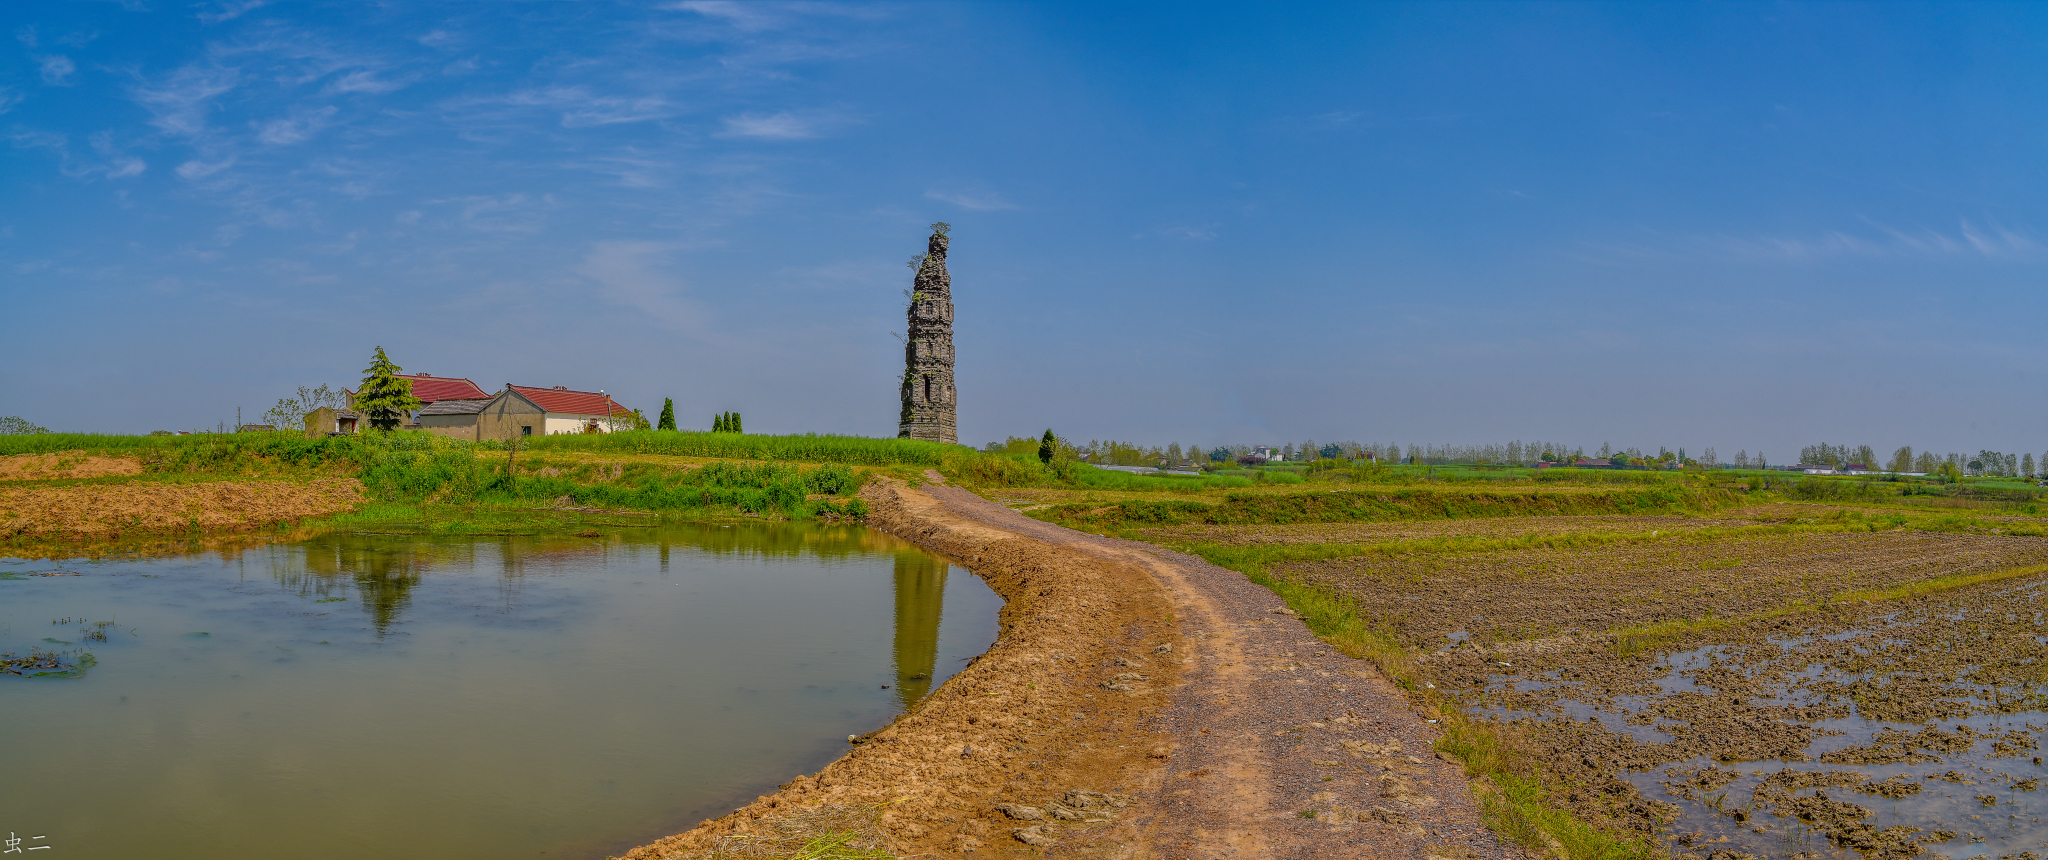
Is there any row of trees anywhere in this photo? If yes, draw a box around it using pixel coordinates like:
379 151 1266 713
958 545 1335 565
0 416 50 435
1792 442 2043 478
982 433 2045 480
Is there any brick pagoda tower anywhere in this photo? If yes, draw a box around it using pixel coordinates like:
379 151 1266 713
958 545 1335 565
898 223 957 443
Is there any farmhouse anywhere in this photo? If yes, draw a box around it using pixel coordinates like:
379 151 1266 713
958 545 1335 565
330 372 492 435
421 384 634 441
396 373 491 404
304 407 359 436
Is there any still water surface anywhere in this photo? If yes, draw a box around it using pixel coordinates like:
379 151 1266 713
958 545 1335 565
1 522 1001 860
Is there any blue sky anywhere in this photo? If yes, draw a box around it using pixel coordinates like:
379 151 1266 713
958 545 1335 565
3 1 2045 459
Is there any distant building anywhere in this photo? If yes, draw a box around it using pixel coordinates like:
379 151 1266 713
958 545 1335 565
419 384 635 441
416 399 491 440
395 373 491 403
1253 445 1286 462
304 407 359 437
342 372 492 429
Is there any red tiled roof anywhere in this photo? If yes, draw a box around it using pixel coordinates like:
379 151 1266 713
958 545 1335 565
508 385 629 416
397 374 490 401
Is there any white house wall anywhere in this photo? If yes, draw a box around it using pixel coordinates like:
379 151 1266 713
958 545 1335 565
543 414 612 435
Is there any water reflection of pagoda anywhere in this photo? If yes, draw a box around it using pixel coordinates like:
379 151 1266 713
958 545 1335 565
892 552 948 709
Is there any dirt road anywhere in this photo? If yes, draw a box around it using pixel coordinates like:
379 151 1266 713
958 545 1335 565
625 478 1520 859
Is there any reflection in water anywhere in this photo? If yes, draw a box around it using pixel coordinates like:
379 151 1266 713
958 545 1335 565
300 534 426 634
893 552 948 708
279 524 973 694
3 521 1003 860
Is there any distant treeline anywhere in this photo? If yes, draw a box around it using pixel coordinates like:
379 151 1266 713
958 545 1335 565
990 435 2048 479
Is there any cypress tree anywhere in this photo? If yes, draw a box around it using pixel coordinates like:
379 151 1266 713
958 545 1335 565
1039 429 1057 465
657 399 676 431
733 412 742 434
713 413 725 432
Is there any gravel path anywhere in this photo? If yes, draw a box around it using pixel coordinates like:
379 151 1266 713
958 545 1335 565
923 483 1525 860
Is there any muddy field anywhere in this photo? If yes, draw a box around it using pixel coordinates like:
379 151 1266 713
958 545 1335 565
1260 507 2048 859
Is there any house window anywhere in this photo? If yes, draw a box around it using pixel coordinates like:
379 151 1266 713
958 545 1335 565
520 425 532 436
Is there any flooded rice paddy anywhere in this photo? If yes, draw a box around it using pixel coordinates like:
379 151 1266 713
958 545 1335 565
1277 521 2048 860
0 522 1001 860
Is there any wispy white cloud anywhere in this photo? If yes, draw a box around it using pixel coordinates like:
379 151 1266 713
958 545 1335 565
565 96 674 128
325 69 411 95
1586 220 2044 265
568 152 678 189
103 157 148 178
176 157 237 179
576 240 704 331
665 1 782 31
37 55 76 85
15 26 37 48
428 193 555 233
12 129 146 179
0 87 22 116
129 64 240 137
197 0 270 25
254 104 338 145
924 189 1017 211
417 29 456 47
664 1 893 32
446 86 677 128
719 110 824 139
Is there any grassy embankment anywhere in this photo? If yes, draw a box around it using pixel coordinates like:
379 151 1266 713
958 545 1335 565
1002 463 2048 860
0 431 1026 552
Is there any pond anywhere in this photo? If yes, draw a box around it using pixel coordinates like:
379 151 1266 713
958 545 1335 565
0 522 1003 860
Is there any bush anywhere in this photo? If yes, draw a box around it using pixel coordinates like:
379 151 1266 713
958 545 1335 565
804 464 859 495
942 451 1045 487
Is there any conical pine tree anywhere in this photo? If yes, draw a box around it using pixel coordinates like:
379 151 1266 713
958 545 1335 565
657 399 676 431
355 346 422 432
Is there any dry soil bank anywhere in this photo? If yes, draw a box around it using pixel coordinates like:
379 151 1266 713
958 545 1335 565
0 450 146 480
0 477 364 538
